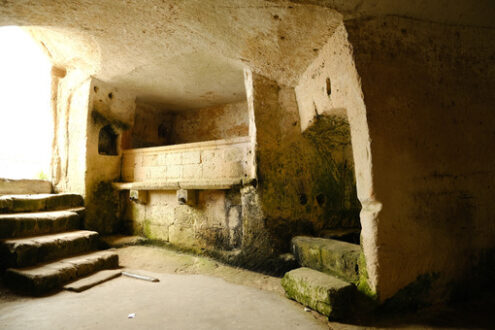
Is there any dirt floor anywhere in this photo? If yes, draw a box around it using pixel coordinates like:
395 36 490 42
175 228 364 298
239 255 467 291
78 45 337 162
0 245 494 329
0 245 329 329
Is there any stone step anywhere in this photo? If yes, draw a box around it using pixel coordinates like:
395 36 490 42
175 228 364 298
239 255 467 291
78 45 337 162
282 267 355 320
64 269 122 292
292 236 360 283
0 193 84 214
4 250 119 295
0 178 52 195
0 208 84 239
0 230 100 268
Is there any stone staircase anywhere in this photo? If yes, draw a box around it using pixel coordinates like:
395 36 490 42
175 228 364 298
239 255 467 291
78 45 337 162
0 193 119 295
282 235 361 320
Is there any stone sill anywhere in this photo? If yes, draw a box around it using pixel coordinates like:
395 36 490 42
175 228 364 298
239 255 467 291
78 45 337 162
112 178 243 191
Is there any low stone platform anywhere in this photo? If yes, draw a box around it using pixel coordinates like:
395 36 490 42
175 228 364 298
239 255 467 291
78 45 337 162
5 250 119 295
282 267 355 320
291 236 360 283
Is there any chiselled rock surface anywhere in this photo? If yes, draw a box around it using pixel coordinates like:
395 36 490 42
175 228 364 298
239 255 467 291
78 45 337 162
0 230 100 268
0 208 83 239
5 250 119 295
0 193 83 214
292 236 360 283
282 267 354 320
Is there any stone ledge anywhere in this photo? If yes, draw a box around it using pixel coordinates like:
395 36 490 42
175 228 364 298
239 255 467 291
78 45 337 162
113 179 243 191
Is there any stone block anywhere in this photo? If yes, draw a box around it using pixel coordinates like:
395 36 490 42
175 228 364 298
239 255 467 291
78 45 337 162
224 147 243 162
203 163 221 179
144 223 169 241
281 267 355 320
181 151 201 164
167 165 182 179
292 236 360 283
225 161 244 178
182 164 202 179
202 149 224 163
166 153 182 165
174 206 197 226
168 224 196 248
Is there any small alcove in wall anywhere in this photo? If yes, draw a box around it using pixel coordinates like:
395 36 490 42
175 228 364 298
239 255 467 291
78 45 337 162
98 124 118 155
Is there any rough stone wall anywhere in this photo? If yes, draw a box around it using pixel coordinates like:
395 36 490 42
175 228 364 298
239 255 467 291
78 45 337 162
127 101 249 148
171 102 249 144
247 71 360 253
128 102 174 148
84 79 135 233
124 189 243 253
345 16 495 303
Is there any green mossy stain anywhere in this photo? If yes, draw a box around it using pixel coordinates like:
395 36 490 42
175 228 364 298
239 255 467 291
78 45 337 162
143 219 153 238
356 251 377 300
257 114 361 252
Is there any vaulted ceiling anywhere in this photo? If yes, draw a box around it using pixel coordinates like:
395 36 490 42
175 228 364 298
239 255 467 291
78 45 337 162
1 0 493 110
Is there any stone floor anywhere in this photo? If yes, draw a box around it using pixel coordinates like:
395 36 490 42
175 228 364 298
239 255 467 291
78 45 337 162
0 245 493 329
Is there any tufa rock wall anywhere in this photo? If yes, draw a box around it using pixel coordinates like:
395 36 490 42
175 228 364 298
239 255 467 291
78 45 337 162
345 16 495 303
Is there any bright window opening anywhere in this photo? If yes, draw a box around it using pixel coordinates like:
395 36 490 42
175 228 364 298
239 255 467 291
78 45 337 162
0 26 53 180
